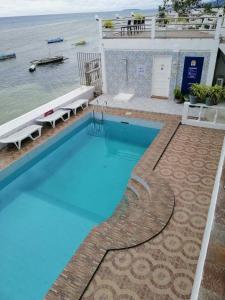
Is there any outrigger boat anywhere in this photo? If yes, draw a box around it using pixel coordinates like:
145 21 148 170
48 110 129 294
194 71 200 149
47 37 64 44
29 56 68 72
31 56 66 65
74 40 86 46
0 52 16 61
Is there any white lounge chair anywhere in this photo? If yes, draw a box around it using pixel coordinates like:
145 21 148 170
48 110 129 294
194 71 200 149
37 109 71 128
0 125 42 150
60 99 89 115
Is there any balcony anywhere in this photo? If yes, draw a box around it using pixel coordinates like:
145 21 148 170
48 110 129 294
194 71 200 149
101 16 222 40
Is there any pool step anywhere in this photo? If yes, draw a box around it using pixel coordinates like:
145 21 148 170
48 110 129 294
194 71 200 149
112 150 140 162
129 177 150 202
25 189 103 224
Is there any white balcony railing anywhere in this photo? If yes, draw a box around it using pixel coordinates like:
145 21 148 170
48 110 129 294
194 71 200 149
101 15 223 40
182 102 225 130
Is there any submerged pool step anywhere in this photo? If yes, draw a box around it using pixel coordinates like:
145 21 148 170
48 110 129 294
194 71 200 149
25 189 103 224
113 150 140 162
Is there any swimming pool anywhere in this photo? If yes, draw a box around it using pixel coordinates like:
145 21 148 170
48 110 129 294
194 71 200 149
0 114 161 300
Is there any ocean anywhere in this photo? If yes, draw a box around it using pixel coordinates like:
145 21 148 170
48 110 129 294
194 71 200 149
0 10 154 125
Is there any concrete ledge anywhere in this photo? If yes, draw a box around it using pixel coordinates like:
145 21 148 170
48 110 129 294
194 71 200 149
0 86 95 147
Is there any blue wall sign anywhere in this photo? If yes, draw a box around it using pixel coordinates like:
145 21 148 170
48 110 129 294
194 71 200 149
181 57 204 94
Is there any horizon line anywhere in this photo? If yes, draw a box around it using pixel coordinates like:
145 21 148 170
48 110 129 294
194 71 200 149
0 7 157 19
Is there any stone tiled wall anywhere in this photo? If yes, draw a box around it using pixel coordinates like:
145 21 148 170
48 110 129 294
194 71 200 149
104 49 211 98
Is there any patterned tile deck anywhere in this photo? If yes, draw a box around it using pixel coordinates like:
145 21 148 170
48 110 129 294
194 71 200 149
198 160 225 300
1 107 224 300
81 124 225 300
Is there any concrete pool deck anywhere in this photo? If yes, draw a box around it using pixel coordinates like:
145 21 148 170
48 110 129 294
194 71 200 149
91 94 185 116
0 107 224 300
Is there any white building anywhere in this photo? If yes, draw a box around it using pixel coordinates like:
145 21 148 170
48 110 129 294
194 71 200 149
99 14 225 100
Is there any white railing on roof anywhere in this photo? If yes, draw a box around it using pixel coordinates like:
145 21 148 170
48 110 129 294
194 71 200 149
182 102 225 130
101 15 222 39
101 16 153 39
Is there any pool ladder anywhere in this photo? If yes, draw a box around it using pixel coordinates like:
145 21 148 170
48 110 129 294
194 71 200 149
87 100 107 137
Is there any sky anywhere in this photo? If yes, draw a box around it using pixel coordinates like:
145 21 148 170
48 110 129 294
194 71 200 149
0 0 161 17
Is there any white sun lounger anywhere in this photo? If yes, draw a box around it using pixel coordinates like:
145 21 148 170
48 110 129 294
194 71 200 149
36 109 71 128
60 99 89 115
0 125 42 150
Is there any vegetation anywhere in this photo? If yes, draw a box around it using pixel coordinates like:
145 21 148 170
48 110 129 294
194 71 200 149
158 4 166 18
190 83 209 102
174 86 183 98
158 0 225 17
211 84 224 104
103 20 114 29
133 13 145 20
174 86 184 103
190 83 225 105
203 2 213 13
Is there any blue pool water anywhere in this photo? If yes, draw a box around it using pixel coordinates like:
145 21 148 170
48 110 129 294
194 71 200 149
0 118 160 300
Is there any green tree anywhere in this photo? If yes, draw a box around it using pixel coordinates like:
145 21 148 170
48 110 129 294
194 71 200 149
203 2 212 13
158 4 166 18
172 0 201 16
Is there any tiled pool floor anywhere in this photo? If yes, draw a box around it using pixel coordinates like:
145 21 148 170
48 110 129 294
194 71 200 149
0 107 224 300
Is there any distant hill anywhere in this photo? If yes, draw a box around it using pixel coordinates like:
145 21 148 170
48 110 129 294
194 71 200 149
121 9 141 12
208 0 224 6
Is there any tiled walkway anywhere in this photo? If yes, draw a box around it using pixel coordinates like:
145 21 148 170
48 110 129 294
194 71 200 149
82 125 225 300
199 160 225 300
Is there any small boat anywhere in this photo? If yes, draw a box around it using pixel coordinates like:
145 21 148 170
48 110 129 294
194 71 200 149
29 56 68 72
47 37 64 44
31 56 67 65
74 40 86 46
0 52 16 61
29 64 36 72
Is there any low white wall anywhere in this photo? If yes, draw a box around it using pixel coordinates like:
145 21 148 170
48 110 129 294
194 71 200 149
182 102 225 130
102 38 219 52
191 137 225 300
0 86 95 147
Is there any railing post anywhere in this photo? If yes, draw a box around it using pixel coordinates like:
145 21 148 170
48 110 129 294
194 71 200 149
213 108 218 124
151 16 156 39
99 18 103 40
182 102 189 124
215 15 223 40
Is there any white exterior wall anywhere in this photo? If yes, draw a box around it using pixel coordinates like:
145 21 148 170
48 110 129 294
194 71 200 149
206 49 218 85
101 38 220 96
102 38 219 52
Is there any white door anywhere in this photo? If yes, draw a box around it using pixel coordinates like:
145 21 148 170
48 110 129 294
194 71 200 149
151 56 172 99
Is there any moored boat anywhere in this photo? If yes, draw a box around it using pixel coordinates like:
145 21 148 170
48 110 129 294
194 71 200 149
29 64 36 72
29 56 68 72
74 40 86 46
0 52 16 61
31 56 67 65
47 37 64 44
